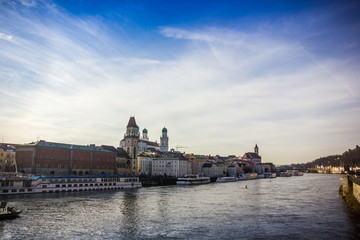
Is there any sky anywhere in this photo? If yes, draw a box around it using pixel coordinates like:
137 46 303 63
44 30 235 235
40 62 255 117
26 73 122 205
0 0 359 165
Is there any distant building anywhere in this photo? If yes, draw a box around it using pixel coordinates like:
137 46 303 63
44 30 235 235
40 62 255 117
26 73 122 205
101 145 132 175
138 155 154 175
0 145 16 172
15 140 115 175
151 157 190 177
201 162 225 177
160 127 169 152
242 144 262 165
115 148 132 175
119 117 170 174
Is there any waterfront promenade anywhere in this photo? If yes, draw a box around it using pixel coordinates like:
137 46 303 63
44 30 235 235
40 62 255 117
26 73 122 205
0 174 355 240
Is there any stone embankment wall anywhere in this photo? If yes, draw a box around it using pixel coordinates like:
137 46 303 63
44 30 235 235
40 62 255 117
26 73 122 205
340 174 360 212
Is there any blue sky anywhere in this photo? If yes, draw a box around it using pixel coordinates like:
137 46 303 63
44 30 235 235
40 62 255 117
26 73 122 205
0 0 359 164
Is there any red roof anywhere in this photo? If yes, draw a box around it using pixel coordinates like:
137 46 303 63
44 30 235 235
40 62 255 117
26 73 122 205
127 117 138 128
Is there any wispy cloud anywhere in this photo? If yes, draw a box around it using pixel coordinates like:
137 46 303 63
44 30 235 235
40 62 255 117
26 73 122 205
0 33 13 42
0 1 359 163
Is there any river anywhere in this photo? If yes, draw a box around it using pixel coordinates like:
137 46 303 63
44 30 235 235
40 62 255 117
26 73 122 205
0 174 356 239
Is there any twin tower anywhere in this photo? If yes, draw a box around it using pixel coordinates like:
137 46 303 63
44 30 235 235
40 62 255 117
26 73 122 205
120 117 169 159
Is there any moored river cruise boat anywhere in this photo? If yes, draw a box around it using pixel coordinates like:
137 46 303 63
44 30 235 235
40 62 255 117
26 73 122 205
264 172 277 178
216 176 237 183
0 173 141 195
176 175 211 185
238 173 258 180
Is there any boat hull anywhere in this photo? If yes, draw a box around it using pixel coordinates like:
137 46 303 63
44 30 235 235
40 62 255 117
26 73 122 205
0 175 141 195
0 210 21 220
216 177 237 183
176 175 211 185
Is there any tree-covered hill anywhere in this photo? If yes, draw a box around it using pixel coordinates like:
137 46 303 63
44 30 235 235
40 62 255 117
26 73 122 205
309 145 360 169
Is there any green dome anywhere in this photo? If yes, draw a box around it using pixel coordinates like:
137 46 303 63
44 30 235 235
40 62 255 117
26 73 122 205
143 128 148 133
162 127 167 132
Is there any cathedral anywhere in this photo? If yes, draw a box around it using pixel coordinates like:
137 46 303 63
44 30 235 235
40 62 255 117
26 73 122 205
119 117 169 158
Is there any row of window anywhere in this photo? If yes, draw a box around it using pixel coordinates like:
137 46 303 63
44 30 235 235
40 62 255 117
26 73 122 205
0 153 14 157
2 189 32 193
44 182 118 188
124 178 138 182
36 155 114 162
34 164 113 170
47 178 96 183
45 178 136 183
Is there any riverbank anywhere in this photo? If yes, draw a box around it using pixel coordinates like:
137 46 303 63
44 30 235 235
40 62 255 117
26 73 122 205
340 174 360 213
340 174 360 239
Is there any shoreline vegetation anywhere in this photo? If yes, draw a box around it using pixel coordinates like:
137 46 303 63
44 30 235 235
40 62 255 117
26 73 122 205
288 145 360 174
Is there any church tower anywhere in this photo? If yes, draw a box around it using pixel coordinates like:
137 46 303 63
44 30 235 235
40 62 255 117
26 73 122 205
160 127 169 152
142 128 149 140
123 117 140 159
254 144 259 155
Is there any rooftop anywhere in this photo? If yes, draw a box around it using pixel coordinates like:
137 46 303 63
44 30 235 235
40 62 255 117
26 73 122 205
19 140 113 153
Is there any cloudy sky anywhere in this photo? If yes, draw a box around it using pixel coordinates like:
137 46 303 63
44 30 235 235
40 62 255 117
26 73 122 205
1 0 359 164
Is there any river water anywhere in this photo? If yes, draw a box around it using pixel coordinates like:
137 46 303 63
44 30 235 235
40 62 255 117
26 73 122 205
0 174 356 239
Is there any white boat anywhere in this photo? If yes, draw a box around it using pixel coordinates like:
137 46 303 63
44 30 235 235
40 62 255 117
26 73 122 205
216 176 237 183
238 173 258 180
279 171 292 177
0 173 141 195
264 173 277 178
177 175 211 185
291 170 304 176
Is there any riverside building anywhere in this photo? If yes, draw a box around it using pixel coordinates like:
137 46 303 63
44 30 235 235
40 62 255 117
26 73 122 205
151 157 191 177
242 144 262 165
15 140 116 175
119 116 170 174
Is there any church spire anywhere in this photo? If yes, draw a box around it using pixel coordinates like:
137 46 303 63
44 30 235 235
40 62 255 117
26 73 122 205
254 144 259 155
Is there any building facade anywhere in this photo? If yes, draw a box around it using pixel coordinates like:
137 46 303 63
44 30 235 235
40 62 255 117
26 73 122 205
201 162 225 177
151 157 191 177
242 144 262 165
15 140 115 175
0 145 16 172
119 117 170 174
138 156 153 176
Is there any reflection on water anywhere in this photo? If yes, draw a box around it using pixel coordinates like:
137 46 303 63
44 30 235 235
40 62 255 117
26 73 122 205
0 174 356 240
120 190 139 237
